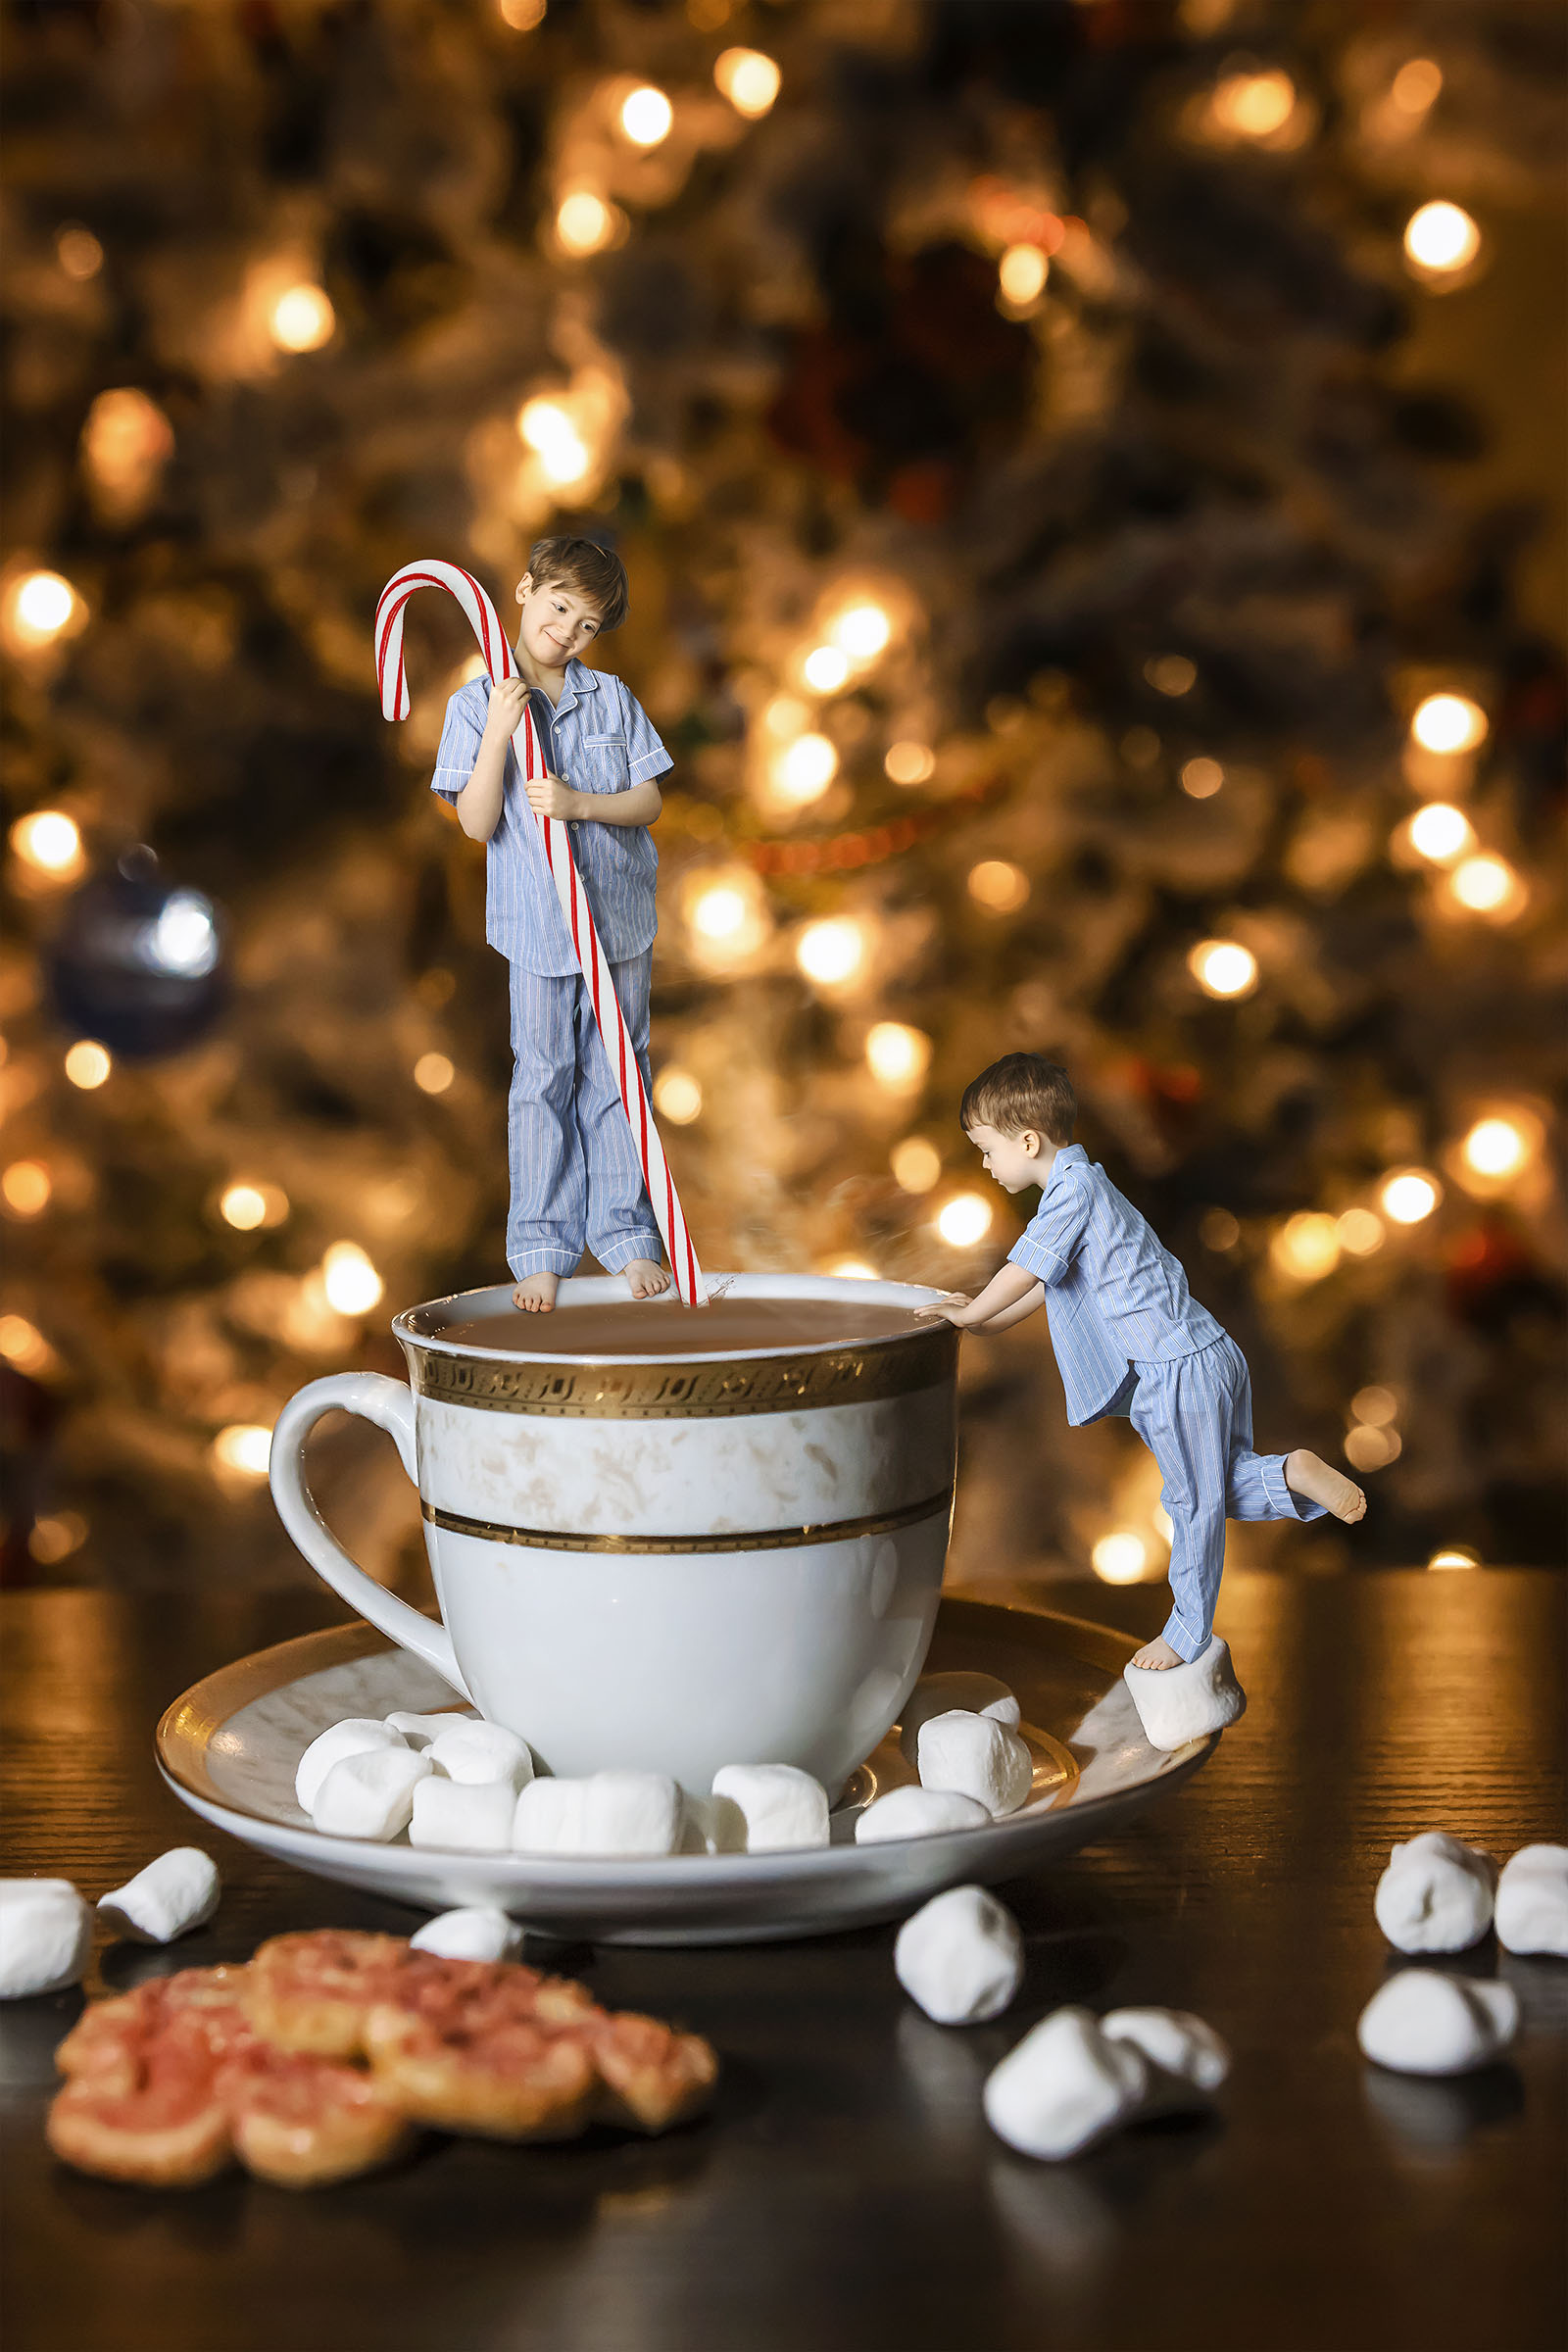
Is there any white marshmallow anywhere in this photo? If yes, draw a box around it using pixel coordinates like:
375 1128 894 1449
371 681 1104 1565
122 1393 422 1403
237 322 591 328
856 1786 992 1843
97 1848 220 1944
410 1908 524 1963
580 1772 683 1858
917 1711 1033 1818
899 1673 1021 1763
985 2008 1152 2160
384 1709 475 1748
1374 1831 1496 1954
709 1764 830 1854
1101 2006 1231 2092
427 1722 534 1793
295 1718 407 1813
513 1776 590 1854
895 1886 1024 2025
680 1792 748 1855
1123 1636 1246 1751
310 1745 432 1840
1357 1970 1518 2075
409 1777 516 1852
0 1881 92 2000
1495 1843 1568 1958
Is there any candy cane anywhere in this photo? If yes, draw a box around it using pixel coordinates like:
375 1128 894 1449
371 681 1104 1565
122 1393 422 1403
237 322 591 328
375 559 708 1306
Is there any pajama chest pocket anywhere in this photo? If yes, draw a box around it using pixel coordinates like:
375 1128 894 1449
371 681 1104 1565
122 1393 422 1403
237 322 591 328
578 732 629 792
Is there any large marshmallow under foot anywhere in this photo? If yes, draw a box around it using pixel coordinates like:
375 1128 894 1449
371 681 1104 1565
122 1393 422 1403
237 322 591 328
1374 1831 1496 1954
0 1881 92 2000
1123 1636 1246 1751
411 1908 524 1962
895 1886 1024 2025
97 1849 220 1944
1357 1970 1518 2075
856 1787 992 1844
1495 1844 1568 1957
917 1712 1033 1818
710 1765 829 1854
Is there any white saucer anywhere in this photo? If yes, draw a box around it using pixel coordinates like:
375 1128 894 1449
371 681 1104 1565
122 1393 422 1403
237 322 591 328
158 1594 1217 1946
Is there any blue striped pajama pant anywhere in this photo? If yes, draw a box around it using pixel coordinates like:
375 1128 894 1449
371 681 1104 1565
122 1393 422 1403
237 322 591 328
505 952 662 1281
1124 1334 1325 1662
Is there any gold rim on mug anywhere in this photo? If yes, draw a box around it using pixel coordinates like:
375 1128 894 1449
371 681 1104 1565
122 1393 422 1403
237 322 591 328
403 1324 956 1419
421 1488 955 1555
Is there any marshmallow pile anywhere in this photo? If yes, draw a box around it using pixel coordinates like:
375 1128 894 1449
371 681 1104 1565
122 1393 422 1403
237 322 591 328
0 1847 221 2000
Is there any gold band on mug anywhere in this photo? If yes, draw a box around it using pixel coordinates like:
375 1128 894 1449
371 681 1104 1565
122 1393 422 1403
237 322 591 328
421 1487 954 1555
406 1324 956 1420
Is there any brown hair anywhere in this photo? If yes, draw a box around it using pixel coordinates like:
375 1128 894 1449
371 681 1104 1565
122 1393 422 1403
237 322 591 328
959 1054 1077 1146
524 536 630 632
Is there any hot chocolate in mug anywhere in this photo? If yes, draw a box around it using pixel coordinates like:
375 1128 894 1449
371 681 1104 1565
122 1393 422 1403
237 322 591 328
269 1274 959 1795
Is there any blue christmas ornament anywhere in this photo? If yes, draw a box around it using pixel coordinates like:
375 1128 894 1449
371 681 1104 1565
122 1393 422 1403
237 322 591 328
46 847 226 1059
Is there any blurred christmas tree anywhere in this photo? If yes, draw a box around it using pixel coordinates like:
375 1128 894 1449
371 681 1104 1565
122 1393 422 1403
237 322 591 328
1 0 1562 1595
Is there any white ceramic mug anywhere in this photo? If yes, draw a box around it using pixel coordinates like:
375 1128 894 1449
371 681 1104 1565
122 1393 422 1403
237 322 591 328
269 1274 958 1794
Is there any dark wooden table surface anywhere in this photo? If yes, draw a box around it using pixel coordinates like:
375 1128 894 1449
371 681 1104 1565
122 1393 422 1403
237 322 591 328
2 1568 1564 2352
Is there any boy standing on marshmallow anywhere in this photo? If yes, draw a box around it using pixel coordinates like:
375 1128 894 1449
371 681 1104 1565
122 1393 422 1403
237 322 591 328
432 538 671 1313
923 1054 1366 1682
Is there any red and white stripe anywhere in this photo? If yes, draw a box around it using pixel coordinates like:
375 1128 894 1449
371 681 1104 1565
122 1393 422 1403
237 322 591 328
374 559 708 1306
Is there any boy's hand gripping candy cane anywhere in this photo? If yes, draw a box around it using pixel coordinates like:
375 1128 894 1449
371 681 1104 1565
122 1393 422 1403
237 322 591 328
374 559 708 1305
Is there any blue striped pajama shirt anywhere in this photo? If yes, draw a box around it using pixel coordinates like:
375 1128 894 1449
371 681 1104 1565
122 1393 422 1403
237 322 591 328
1008 1145 1324 1661
432 660 673 1280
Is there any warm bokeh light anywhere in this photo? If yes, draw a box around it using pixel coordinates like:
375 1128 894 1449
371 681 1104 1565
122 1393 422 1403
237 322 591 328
1428 1546 1480 1572
937 1193 992 1248
556 191 618 257
498 0 546 26
829 603 892 662
683 870 770 969
653 1066 703 1124
1092 1531 1150 1585
28 1511 87 1565
796 918 865 987
56 223 103 280
9 570 81 646
1460 1114 1530 1181
1407 802 1474 864
10 809 83 877
64 1041 112 1090
998 244 1048 305
1270 1212 1341 1283
1189 939 1258 999
825 1257 876 1281
1351 1385 1398 1427
1200 1206 1241 1252
1392 59 1442 114
865 1022 931 1092
1446 853 1521 917
2 1161 52 1217
1410 692 1488 754
414 1053 455 1095
269 283 335 353
1337 1207 1385 1256
321 1242 384 1316
1145 654 1196 696
518 397 592 487
884 740 935 786
762 692 809 739
770 732 838 807
801 645 850 693
1180 757 1223 799
212 1423 273 1480
0 1314 57 1378
692 886 746 939
714 47 780 119
1210 68 1297 139
1380 1169 1441 1225
1403 200 1480 276
891 1137 941 1194
81 387 174 516
220 1184 269 1231
967 859 1029 912
619 85 673 148
1345 1423 1400 1471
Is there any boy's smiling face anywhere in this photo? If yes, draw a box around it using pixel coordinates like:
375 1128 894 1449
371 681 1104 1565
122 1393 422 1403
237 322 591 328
966 1120 1051 1194
514 571 604 671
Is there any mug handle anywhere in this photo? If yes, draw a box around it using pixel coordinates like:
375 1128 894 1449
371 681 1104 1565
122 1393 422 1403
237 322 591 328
269 1371 469 1700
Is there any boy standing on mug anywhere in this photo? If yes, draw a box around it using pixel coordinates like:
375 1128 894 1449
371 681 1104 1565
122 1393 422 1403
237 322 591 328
432 537 672 1312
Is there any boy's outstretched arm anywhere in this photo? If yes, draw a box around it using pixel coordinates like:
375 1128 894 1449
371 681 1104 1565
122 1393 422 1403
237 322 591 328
919 1260 1039 1330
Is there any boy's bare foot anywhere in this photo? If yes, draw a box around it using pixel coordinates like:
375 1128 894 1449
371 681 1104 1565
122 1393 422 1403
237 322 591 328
512 1272 560 1313
622 1258 670 1300
1130 1637 1184 1672
1286 1447 1367 1523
